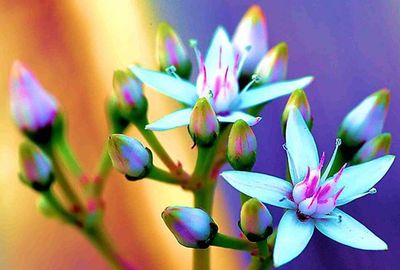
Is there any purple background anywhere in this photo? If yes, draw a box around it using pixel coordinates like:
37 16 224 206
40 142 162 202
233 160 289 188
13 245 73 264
151 1 399 269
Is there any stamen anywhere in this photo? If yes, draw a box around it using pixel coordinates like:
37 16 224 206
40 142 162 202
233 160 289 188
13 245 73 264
165 65 181 80
189 39 203 70
321 138 342 182
240 74 261 94
236 45 252 76
219 46 222 68
223 67 229 86
338 188 377 205
314 213 343 223
318 152 325 170
282 144 300 181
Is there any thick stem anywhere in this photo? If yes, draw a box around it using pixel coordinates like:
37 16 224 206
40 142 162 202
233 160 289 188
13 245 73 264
55 133 83 178
248 240 272 270
148 166 182 185
212 233 256 251
42 190 82 226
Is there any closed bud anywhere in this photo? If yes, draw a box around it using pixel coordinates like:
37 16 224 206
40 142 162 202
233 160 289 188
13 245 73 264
19 142 54 191
233 5 268 76
189 98 219 147
113 69 148 121
10 61 59 144
338 89 390 147
353 133 391 164
36 195 57 218
156 22 192 79
255 42 288 84
162 206 218 248
108 134 152 180
281 89 312 134
227 120 257 171
239 198 273 242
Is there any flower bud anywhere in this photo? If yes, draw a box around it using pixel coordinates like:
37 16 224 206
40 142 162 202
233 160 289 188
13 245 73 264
352 133 391 164
10 61 59 144
189 98 219 147
162 206 218 248
281 89 312 134
227 120 257 171
113 69 148 121
19 142 54 191
108 134 153 180
233 5 268 76
338 89 390 147
255 42 288 84
36 195 57 218
156 22 192 79
239 198 273 242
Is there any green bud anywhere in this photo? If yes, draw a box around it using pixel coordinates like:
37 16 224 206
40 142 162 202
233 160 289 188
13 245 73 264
189 98 219 147
156 22 192 79
281 89 312 135
162 206 218 248
19 141 54 191
227 120 257 171
255 42 288 84
239 198 273 242
352 133 391 164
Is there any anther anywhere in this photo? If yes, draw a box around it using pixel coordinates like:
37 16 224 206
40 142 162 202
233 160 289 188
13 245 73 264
335 138 342 146
165 65 180 80
189 39 203 70
236 45 252 75
240 73 260 94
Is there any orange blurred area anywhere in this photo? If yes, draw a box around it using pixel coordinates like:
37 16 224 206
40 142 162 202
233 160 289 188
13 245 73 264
0 1 241 269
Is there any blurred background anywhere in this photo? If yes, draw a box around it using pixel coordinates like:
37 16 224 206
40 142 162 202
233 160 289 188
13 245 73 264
0 0 398 269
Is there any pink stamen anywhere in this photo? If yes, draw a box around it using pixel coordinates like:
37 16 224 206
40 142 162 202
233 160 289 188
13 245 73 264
318 152 325 170
219 46 222 68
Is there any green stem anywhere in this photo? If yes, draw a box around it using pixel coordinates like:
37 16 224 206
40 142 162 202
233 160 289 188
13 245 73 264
212 233 256 251
148 166 182 185
248 240 272 270
42 190 82 226
91 146 113 197
54 133 83 178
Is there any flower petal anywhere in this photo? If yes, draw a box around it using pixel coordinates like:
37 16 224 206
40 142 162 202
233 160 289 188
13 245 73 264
129 65 198 106
335 155 395 206
205 27 234 75
217 111 261 126
286 108 319 184
220 171 295 209
145 108 192 131
315 209 387 250
274 210 314 267
236 76 314 110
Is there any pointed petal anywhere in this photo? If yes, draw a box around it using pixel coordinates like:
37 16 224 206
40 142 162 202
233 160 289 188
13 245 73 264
316 209 387 250
335 155 395 206
217 111 261 126
145 108 192 131
221 171 295 209
286 108 319 184
236 76 314 110
274 210 314 267
129 66 198 106
205 27 234 74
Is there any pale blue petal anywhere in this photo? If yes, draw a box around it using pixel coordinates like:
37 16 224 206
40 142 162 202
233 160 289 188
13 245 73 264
236 76 314 110
286 108 319 184
220 171 295 209
217 111 261 126
129 66 198 106
205 27 234 75
315 209 387 250
335 155 395 206
145 108 192 131
274 210 314 267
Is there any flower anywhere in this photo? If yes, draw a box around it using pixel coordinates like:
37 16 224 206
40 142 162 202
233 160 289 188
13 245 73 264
129 14 313 131
162 206 218 248
108 134 153 180
338 89 390 147
156 22 192 79
239 198 273 242
188 98 219 147
221 108 395 266
19 141 54 191
10 61 58 133
227 119 257 171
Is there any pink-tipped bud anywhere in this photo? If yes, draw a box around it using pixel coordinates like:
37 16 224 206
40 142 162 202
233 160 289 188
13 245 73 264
19 141 54 191
227 120 257 171
156 22 192 79
161 206 218 248
353 133 391 164
113 69 148 121
233 5 268 76
338 89 390 147
108 134 153 180
255 42 288 84
281 89 312 135
239 198 273 242
10 61 59 143
189 98 219 147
